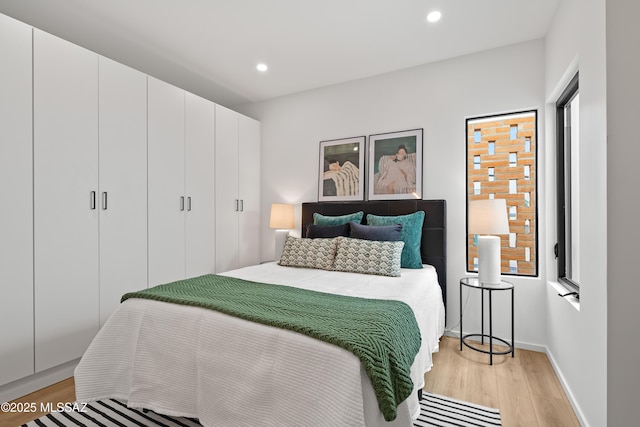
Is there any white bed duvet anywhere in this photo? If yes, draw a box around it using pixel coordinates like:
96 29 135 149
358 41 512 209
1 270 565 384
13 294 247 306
75 263 445 427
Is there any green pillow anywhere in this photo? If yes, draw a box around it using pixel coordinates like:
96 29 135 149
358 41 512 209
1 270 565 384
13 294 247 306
313 211 364 226
366 211 425 269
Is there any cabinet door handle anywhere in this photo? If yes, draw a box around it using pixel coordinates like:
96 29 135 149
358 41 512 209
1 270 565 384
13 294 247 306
187 196 192 211
239 199 244 212
235 199 239 212
180 196 185 211
90 191 96 210
102 192 108 210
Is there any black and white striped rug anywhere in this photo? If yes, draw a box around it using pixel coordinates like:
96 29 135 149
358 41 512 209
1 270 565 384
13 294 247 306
24 392 501 426
415 392 502 426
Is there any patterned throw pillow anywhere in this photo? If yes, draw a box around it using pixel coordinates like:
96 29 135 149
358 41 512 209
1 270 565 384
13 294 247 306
366 211 425 269
313 211 364 226
333 237 404 277
278 236 338 270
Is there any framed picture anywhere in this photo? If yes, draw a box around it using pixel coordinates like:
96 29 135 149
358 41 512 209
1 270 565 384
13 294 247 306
318 136 365 201
368 128 423 200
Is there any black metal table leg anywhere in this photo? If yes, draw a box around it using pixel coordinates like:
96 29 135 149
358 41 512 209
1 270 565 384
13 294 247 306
489 289 493 365
481 288 484 345
511 287 515 358
459 281 463 351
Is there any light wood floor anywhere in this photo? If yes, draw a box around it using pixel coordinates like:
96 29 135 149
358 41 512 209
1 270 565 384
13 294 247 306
425 336 580 427
2 336 580 426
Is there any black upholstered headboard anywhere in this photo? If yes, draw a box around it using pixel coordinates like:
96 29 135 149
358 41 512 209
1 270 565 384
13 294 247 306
301 200 447 305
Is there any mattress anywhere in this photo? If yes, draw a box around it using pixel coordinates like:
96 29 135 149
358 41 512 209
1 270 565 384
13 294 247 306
75 263 445 426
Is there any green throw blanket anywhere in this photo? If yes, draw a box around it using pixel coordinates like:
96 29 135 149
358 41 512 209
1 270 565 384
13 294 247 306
121 274 421 421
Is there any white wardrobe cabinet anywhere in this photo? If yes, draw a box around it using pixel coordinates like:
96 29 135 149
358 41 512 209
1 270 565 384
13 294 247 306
238 114 262 268
98 57 148 327
148 78 216 287
33 29 100 373
0 12 258 393
32 31 150 372
215 105 261 273
185 92 216 279
0 13 34 385
148 77 186 286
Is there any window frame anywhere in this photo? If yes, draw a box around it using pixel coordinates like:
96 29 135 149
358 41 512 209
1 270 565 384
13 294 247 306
466 109 539 278
555 72 580 293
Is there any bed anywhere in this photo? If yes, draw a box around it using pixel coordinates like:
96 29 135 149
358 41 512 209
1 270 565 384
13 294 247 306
75 200 446 426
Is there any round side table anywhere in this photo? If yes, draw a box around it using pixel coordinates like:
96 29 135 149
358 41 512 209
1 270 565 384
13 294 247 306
459 277 514 365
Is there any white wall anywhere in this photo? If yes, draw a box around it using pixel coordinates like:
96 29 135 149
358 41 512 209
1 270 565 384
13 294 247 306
544 0 607 426
606 1 640 425
238 39 547 349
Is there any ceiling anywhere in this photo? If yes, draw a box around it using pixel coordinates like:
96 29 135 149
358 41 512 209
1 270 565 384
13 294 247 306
0 0 560 108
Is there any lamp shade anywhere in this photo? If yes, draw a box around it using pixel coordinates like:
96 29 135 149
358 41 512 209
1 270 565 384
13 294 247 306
269 203 295 229
468 199 509 235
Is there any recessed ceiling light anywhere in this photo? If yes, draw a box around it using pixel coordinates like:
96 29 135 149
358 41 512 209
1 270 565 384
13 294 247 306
256 63 268 72
426 11 442 23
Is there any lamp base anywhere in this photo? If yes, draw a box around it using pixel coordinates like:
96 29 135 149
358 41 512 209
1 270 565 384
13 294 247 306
274 229 289 261
478 235 502 285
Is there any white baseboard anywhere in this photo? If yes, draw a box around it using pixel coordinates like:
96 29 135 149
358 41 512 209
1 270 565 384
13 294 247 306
0 359 78 403
544 346 588 427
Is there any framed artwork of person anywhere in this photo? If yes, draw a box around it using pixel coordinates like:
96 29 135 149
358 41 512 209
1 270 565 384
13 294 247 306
368 128 423 200
318 136 365 201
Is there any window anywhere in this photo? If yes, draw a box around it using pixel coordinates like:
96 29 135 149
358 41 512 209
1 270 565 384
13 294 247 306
474 155 481 169
474 181 481 195
509 260 518 274
556 73 580 293
466 110 538 277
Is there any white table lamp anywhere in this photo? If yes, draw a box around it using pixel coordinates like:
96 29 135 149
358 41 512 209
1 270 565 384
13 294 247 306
468 199 510 285
269 203 295 261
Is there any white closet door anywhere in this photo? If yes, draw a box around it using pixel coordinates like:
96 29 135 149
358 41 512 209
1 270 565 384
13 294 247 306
98 57 148 326
33 30 99 372
0 14 34 385
238 115 261 268
214 105 240 273
185 92 215 277
148 77 186 286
